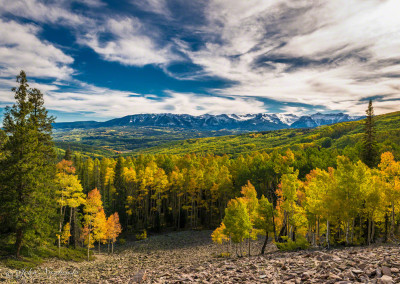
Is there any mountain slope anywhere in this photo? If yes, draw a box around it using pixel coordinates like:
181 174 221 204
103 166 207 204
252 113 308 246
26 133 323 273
53 112 362 131
134 111 400 156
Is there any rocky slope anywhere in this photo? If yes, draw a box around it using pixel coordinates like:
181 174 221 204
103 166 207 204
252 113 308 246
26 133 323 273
1 231 399 283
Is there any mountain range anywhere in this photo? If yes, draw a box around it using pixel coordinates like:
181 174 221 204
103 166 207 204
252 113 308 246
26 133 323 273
53 113 363 131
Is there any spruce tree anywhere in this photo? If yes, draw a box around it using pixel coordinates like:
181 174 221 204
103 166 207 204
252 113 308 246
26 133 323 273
361 100 378 168
64 146 72 161
113 156 126 227
0 71 57 257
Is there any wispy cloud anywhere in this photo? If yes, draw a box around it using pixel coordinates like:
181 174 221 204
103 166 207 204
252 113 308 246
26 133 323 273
78 17 179 66
41 84 267 118
0 0 91 26
0 19 74 79
1 0 400 119
175 0 400 115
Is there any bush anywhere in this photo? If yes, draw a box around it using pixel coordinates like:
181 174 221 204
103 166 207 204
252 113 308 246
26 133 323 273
321 137 332 148
136 230 147 241
275 236 310 251
119 238 126 245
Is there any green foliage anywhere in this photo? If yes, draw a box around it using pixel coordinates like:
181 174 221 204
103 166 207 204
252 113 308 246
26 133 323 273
361 100 378 167
132 111 400 159
136 230 147 240
275 236 310 251
0 244 90 269
223 199 252 243
0 71 57 257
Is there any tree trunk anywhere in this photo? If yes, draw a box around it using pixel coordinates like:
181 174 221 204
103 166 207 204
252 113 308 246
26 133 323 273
345 220 349 245
351 218 355 245
16 228 23 258
73 208 78 249
272 212 277 242
98 241 101 253
326 220 330 249
261 232 269 255
384 213 389 243
312 225 316 246
368 218 371 245
68 207 73 246
112 241 114 254
59 205 63 253
87 232 90 261
391 202 395 239
248 237 251 256
371 220 375 243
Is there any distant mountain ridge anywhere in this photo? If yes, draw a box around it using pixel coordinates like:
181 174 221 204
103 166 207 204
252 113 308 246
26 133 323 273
53 112 363 131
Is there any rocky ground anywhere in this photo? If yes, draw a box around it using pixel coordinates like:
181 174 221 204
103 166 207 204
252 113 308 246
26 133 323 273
1 230 400 283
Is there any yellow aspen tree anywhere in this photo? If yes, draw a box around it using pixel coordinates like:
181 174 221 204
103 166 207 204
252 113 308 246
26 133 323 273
239 181 259 256
379 152 400 239
279 170 301 241
93 208 107 253
255 195 275 254
83 188 103 260
222 198 252 257
55 160 85 249
106 212 122 254
305 167 336 247
362 169 385 245
61 223 71 245
334 157 364 245
211 223 230 256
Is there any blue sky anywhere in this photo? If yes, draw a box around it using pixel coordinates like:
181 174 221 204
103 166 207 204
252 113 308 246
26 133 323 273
0 0 400 122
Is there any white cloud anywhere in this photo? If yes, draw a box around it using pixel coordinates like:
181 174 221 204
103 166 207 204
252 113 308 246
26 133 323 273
0 19 74 80
177 0 400 115
79 17 177 66
39 84 266 117
2 0 400 118
0 0 89 26
132 0 171 17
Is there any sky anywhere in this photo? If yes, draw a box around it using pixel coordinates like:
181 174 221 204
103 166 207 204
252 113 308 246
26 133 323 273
0 0 400 122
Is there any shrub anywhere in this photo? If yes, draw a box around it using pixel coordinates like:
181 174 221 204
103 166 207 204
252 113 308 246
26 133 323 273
275 236 310 251
136 230 147 241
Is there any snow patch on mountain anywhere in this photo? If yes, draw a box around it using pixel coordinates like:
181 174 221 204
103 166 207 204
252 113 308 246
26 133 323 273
53 112 363 131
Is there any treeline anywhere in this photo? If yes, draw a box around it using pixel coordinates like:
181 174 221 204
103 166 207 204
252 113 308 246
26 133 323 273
72 148 341 232
0 72 122 259
212 151 400 256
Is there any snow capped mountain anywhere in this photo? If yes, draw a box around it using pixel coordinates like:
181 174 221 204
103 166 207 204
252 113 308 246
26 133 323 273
53 112 363 131
274 113 299 126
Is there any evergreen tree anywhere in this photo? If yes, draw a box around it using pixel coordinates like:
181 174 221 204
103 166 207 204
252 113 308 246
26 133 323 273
64 146 72 161
113 156 126 226
0 71 57 257
361 100 378 168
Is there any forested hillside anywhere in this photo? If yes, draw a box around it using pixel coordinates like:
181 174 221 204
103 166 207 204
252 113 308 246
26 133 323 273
1 72 400 275
53 111 400 158
135 111 400 157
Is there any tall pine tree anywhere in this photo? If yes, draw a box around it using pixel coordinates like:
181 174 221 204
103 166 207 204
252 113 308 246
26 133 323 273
361 100 378 168
0 71 57 257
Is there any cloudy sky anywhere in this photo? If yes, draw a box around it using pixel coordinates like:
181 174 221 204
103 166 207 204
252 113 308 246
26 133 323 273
0 0 399 122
